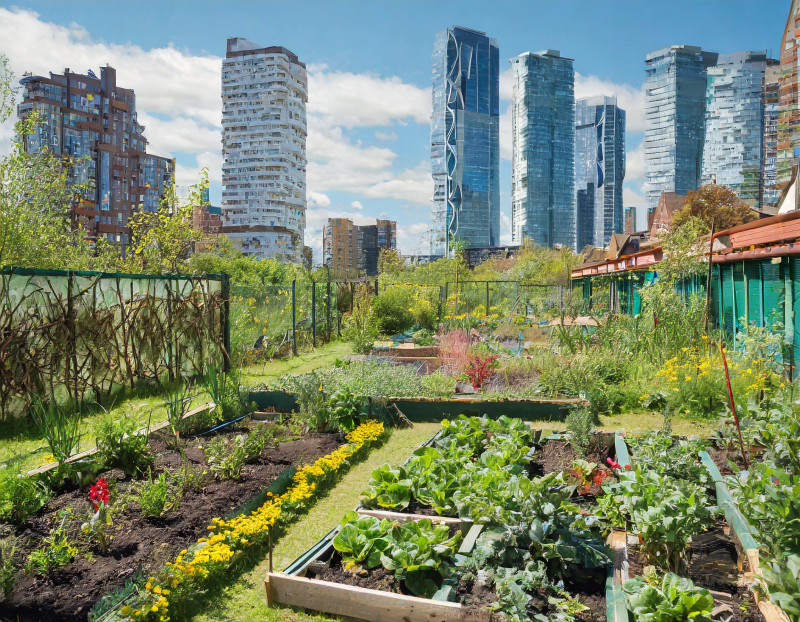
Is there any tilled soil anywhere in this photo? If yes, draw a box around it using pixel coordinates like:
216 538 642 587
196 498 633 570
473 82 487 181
707 446 748 476
531 439 610 475
310 562 402 593
2 426 340 622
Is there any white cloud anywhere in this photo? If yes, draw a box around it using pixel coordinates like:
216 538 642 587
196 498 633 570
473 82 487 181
308 65 429 129
625 140 644 182
500 104 512 161
374 130 399 141
137 113 220 157
396 222 430 255
499 211 512 246
350 200 363 210
308 192 331 208
174 150 222 192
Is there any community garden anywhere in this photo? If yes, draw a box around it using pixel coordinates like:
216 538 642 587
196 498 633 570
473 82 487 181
1 232 799 622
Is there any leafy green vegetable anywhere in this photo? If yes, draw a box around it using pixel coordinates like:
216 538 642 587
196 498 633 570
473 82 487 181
360 465 412 511
332 511 392 572
761 554 800 620
623 573 714 622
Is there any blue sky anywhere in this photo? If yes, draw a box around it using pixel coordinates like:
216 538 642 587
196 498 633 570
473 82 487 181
0 1 788 259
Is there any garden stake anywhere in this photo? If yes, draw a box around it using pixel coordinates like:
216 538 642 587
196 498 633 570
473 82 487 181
269 527 273 573
719 343 749 468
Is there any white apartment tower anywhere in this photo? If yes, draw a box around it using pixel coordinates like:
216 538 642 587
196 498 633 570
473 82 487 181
221 37 307 262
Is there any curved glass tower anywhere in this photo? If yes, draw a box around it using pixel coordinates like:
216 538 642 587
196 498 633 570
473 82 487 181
431 27 500 255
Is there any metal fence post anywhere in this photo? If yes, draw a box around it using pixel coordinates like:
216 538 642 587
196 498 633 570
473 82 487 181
312 280 317 348
326 279 332 341
374 279 379 296
221 272 231 371
292 279 297 356
485 281 490 315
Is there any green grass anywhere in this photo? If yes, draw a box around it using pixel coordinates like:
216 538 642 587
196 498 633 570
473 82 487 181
239 341 353 388
191 423 440 622
528 411 715 437
0 388 213 474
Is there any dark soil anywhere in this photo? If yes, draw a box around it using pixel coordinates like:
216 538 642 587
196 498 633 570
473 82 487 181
575 593 606 622
456 572 496 614
688 525 740 590
627 543 647 577
724 586 767 622
405 499 439 516
531 440 610 475
707 447 747 476
310 562 401 594
2 426 341 622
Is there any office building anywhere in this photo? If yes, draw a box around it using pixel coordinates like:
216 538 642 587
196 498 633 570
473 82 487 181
221 37 307 262
643 45 718 210
430 26 500 254
624 206 638 235
510 50 576 249
17 66 174 255
702 51 770 206
778 0 800 189
323 218 396 275
763 61 780 209
575 96 626 249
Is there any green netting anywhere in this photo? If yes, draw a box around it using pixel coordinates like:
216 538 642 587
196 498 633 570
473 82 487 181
745 261 763 327
761 260 785 330
733 262 746 341
720 264 735 338
0 267 227 420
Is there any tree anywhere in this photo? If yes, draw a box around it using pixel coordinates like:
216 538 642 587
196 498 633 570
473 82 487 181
0 55 98 271
126 169 207 274
671 185 757 233
377 248 404 276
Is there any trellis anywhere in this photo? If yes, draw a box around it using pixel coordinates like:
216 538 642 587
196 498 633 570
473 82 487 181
0 267 229 420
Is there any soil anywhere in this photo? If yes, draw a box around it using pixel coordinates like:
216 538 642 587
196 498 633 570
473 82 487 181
405 499 439 516
310 561 402 594
687 525 740 590
2 426 341 622
456 572 496 614
531 440 610 476
724 587 767 622
627 543 647 577
707 446 748 476
575 593 606 622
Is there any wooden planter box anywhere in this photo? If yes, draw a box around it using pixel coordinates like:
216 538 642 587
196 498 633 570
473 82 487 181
266 509 488 622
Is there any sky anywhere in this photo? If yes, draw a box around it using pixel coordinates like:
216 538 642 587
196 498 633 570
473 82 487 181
0 0 789 261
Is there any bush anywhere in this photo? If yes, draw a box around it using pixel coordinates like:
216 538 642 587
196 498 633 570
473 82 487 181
0 539 14 598
438 329 470 377
203 364 245 421
566 406 595 456
0 473 50 524
26 525 76 576
410 297 437 331
205 437 246 480
420 370 456 398
412 329 436 347
372 288 414 334
137 471 179 518
325 389 367 432
96 413 153 477
241 425 274 463
343 284 379 354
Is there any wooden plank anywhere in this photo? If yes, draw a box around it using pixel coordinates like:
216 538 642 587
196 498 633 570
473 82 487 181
607 529 628 585
356 509 461 527
26 401 216 477
265 573 490 622
458 523 484 555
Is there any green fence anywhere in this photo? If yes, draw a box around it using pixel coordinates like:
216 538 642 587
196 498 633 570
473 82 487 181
573 256 800 375
0 267 229 420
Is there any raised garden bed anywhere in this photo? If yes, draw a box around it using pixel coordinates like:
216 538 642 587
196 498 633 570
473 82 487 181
1 419 341 622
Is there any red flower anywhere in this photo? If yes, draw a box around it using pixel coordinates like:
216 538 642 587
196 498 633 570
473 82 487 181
624 464 632 471
606 458 622 470
89 478 110 511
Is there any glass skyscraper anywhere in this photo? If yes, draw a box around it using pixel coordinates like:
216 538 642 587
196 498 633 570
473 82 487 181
702 51 769 206
643 45 718 210
510 50 575 249
430 26 500 255
575 96 626 249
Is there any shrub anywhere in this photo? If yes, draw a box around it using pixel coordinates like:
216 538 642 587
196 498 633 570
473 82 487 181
0 473 51 524
325 389 367 432
203 363 245 421
28 393 81 464
412 328 436 347
464 355 500 391
138 471 179 518
96 413 153 477
343 284 379 354
438 329 470 377
372 288 414 334
205 437 246 480
420 370 456 398
566 406 595 457
26 524 76 576
410 297 437 331
240 425 274 463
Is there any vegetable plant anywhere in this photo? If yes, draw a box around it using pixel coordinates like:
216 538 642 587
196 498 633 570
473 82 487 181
360 464 412 511
205 436 246 480
96 413 153 477
623 573 714 622
26 519 77 576
29 392 81 464
761 554 800 620
137 471 179 518
0 473 51 524
332 511 392 572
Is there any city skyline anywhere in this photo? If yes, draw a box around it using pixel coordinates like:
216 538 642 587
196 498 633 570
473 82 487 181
0 1 787 260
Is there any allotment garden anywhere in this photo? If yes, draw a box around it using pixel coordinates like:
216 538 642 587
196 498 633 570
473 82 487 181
1 230 799 622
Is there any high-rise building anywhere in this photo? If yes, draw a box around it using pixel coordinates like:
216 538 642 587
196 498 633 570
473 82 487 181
624 206 638 235
18 66 174 255
763 61 781 209
643 45 718 210
221 37 307 262
575 96 626 249
323 218 396 275
510 50 576 249
778 0 800 189
430 26 500 255
702 52 769 206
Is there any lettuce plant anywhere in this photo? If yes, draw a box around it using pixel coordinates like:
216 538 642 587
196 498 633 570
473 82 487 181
359 465 412 511
623 573 714 622
332 511 392 572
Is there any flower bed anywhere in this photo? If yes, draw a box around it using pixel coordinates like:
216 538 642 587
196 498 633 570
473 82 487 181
108 420 388 622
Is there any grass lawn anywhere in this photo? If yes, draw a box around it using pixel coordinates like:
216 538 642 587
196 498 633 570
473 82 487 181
239 341 353 388
191 422 441 622
528 411 715 437
0 390 214 474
